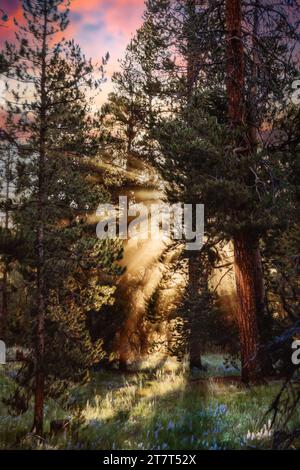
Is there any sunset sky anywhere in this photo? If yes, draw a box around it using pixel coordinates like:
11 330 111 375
0 0 145 100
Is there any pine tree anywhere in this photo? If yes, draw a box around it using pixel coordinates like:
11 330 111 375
117 0 299 382
2 0 123 435
101 92 145 162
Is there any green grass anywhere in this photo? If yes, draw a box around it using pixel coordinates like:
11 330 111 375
0 355 299 450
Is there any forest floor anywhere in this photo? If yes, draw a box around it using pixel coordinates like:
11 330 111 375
0 353 299 450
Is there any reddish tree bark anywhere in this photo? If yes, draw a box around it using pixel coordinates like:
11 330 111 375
225 0 245 128
225 0 261 383
234 236 260 382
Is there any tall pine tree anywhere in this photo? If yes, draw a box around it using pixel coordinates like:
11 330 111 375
2 0 123 434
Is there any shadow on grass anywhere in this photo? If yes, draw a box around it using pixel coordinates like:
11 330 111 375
0 355 291 450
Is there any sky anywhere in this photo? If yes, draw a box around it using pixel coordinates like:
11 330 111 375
0 0 145 102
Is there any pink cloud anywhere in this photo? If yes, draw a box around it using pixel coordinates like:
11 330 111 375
1 1 144 58
0 1 145 103
0 1 21 43
71 1 144 61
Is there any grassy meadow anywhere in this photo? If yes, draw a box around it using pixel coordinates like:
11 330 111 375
1 353 298 450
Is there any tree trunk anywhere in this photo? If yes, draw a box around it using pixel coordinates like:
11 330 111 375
246 3 273 375
185 1 204 370
33 369 45 435
234 236 260 382
187 250 204 369
225 0 245 128
0 149 11 336
186 0 198 100
33 1 47 435
225 0 262 383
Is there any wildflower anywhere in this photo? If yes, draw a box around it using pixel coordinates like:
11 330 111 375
218 404 227 415
167 420 175 431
